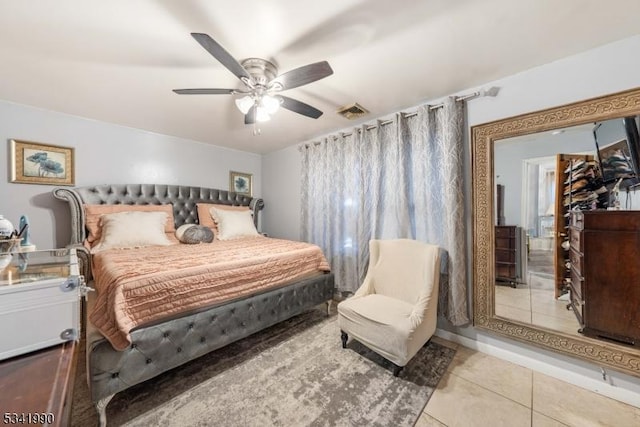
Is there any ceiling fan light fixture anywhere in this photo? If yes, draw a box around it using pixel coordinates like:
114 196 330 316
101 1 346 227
175 33 333 127
256 106 271 122
261 95 281 114
235 96 254 114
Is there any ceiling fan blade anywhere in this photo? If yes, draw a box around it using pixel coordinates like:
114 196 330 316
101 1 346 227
272 61 333 91
173 88 237 95
191 33 252 82
245 105 257 125
279 95 323 119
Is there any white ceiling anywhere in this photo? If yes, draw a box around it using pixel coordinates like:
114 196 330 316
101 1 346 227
0 0 639 154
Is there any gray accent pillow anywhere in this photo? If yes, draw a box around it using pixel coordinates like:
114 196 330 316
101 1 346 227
175 224 214 244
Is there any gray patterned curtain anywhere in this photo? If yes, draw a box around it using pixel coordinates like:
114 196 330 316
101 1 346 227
300 97 469 326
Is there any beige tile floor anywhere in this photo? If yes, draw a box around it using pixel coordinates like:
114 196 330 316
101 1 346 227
417 337 640 427
495 278 580 337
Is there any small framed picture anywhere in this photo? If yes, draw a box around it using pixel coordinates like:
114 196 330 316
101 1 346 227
229 171 252 196
10 139 75 186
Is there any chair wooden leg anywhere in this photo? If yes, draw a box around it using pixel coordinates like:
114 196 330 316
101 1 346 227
340 330 348 348
392 363 403 377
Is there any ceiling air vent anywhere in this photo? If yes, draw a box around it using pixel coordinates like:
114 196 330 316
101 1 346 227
337 103 369 120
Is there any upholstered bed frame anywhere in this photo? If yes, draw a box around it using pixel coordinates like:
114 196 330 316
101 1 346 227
53 184 334 426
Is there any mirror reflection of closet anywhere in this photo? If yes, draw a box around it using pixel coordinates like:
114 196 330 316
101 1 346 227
493 116 640 341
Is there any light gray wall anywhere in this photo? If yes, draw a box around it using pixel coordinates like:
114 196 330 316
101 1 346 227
0 101 261 249
261 145 301 240
494 129 594 227
261 34 640 393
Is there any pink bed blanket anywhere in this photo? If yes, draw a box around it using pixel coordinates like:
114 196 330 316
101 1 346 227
89 237 330 350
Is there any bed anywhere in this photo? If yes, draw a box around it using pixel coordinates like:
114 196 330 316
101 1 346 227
53 184 335 426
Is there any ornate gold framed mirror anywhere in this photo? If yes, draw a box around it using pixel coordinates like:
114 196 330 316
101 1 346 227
472 87 640 378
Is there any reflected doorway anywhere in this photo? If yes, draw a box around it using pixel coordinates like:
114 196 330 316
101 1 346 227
495 156 580 335
524 156 555 291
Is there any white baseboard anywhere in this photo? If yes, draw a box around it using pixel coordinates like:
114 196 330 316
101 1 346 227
435 328 640 408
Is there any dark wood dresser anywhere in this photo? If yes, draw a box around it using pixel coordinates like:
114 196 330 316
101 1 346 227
0 341 78 426
568 210 640 346
495 225 517 286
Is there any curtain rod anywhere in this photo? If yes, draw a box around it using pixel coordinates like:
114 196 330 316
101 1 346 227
381 90 481 124
302 87 498 144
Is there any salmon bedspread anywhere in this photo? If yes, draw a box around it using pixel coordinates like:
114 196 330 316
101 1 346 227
89 237 330 350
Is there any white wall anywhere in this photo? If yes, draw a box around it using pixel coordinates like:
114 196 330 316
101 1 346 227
261 35 640 394
1 101 261 249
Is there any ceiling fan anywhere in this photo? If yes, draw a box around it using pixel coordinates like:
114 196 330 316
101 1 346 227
173 33 334 125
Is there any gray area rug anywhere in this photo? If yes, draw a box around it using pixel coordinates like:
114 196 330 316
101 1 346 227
72 307 455 426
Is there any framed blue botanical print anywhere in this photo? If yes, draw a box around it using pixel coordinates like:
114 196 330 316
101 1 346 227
10 139 75 186
229 171 252 196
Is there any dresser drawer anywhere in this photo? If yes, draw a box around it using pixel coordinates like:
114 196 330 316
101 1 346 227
570 266 583 300
496 237 515 250
496 263 516 279
569 227 582 252
495 248 515 263
0 341 78 426
569 289 584 327
495 226 515 238
570 211 584 230
569 247 583 276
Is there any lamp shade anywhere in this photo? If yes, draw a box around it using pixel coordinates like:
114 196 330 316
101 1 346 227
261 95 281 114
235 96 254 114
256 107 271 122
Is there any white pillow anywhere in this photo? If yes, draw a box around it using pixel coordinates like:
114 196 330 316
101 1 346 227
209 207 260 240
92 211 172 252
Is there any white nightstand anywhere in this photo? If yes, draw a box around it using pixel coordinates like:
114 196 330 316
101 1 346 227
0 248 90 361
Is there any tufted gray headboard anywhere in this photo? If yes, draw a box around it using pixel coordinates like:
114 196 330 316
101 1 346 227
53 184 264 246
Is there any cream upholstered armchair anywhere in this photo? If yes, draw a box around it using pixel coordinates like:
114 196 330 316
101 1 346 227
337 239 441 376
